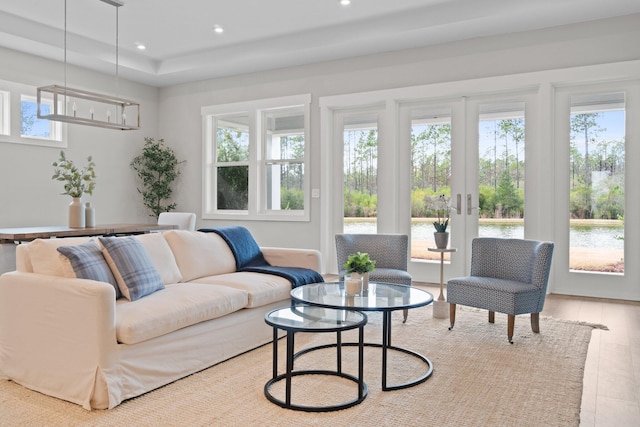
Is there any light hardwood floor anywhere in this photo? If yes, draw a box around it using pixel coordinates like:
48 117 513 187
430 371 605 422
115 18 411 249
414 282 640 427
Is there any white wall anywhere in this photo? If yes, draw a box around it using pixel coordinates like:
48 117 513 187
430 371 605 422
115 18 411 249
0 47 160 228
157 14 640 250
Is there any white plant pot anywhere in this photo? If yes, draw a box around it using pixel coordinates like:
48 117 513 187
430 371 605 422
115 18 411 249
69 197 86 228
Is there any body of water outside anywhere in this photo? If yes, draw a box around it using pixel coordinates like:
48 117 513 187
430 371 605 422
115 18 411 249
344 219 624 249
344 219 624 271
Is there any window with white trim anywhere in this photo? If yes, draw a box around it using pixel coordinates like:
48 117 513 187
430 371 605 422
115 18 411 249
202 94 311 221
0 78 66 148
0 90 9 136
21 94 63 141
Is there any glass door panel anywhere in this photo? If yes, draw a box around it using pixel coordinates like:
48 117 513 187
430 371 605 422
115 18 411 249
410 108 452 262
569 93 625 274
342 113 379 234
477 102 526 240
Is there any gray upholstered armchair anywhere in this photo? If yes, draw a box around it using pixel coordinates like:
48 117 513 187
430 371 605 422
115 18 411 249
447 237 554 343
335 234 412 321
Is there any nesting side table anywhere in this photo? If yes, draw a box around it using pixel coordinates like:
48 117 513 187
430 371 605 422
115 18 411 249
428 247 457 319
264 306 368 412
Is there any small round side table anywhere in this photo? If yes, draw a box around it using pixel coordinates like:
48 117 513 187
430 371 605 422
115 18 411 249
428 247 457 319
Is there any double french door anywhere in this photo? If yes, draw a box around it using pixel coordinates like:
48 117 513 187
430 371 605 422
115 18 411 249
321 71 640 300
398 91 537 283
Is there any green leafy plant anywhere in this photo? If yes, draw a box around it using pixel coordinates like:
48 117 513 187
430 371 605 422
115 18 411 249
131 137 184 218
343 252 376 274
51 151 96 198
425 193 450 232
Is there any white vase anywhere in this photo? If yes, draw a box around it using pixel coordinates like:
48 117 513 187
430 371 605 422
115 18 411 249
69 197 86 228
434 231 449 249
85 202 95 227
345 274 363 296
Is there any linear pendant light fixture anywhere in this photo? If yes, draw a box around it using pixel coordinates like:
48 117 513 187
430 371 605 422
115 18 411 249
37 0 140 130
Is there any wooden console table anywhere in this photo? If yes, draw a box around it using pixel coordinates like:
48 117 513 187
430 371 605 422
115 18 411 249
0 224 177 244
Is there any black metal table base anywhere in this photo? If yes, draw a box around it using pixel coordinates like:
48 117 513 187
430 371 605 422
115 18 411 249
381 310 433 390
306 342 433 391
264 326 367 412
308 311 433 390
264 370 367 412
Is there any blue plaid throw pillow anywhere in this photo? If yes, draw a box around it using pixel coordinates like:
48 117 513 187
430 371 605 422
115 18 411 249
99 236 164 301
57 240 121 299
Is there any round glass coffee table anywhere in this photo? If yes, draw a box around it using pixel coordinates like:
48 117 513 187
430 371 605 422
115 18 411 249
290 282 434 391
264 305 368 412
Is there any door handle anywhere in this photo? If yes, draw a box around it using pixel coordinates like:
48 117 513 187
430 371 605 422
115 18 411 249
456 194 461 215
467 194 472 215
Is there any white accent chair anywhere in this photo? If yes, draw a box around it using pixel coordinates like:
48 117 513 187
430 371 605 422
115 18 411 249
157 212 196 231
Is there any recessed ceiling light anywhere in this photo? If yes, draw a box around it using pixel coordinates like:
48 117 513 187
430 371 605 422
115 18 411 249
213 25 224 34
135 43 146 50
339 0 351 6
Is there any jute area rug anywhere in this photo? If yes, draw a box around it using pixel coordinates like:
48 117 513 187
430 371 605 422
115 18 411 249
0 306 601 427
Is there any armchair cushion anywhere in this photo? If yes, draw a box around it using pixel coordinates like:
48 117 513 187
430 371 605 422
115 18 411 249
368 268 412 286
445 276 541 315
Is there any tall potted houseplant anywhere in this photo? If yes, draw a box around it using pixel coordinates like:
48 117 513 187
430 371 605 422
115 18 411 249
131 137 184 218
52 151 96 228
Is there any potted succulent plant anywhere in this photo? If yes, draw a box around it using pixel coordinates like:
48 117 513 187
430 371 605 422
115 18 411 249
425 193 451 248
52 151 96 228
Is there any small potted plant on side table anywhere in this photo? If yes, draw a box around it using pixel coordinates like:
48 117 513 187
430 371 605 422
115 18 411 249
343 251 376 294
425 193 456 318
425 194 451 249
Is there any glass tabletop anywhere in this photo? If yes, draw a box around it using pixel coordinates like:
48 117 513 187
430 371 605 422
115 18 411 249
290 282 434 312
265 305 367 332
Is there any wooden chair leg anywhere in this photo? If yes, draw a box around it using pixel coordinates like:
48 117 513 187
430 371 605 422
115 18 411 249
403 309 408 323
448 303 456 330
488 311 495 323
531 313 540 333
507 315 515 344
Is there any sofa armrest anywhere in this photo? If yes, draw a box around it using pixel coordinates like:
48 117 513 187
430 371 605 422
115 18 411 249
261 247 322 273
0 271 117 409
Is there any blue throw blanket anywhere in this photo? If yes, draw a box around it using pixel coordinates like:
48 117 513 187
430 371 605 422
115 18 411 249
198 226 324 288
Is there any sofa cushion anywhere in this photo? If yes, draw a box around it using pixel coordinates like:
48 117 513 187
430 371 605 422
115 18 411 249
135 233 182 285
56 240 121 299
26 237 93 277
99 236 164 301
163 230 236 282
189 272 291 308
115 283 249 344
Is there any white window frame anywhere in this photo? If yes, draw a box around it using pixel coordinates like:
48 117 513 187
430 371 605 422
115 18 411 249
0 78 67 148
201 94 311 221
0 89 9 136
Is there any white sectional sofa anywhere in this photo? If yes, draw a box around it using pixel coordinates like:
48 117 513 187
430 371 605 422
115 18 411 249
0 229 322 409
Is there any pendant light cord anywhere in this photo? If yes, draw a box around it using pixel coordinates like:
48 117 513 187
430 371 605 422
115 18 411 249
64 0 68 115
115 4 119 98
